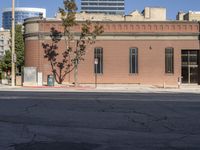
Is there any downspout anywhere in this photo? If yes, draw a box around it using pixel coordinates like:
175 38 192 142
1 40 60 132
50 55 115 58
38 17 44 85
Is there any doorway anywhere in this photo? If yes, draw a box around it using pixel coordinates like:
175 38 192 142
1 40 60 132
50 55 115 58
181 50 199 84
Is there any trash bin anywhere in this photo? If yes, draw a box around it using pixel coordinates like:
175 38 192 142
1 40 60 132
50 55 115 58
47 75 54 86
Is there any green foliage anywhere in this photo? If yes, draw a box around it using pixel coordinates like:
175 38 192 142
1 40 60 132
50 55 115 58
0 50 11 73
15 25 24 69
0 24 24 74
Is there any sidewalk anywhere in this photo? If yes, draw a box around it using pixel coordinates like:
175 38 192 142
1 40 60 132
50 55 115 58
94 84 200 93
0 84 200 93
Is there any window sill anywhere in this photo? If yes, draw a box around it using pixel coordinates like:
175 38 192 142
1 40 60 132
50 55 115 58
129 73 139 76
94 73 103 76
165 73 174 76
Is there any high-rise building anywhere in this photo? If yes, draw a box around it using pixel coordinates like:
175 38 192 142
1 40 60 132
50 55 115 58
2 7 46 29
81 0 125 15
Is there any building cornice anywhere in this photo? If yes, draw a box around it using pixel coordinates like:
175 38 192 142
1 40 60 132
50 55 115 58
24 32 200 39
23 18 200 25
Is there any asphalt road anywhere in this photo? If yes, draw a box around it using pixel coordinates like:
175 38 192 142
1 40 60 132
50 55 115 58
0 91 200 150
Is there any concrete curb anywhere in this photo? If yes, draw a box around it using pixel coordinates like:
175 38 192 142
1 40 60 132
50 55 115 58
0 84 200 93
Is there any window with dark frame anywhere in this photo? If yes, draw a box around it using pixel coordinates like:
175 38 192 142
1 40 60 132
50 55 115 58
165 48 174 73
129 48 138 74
94 47 103 74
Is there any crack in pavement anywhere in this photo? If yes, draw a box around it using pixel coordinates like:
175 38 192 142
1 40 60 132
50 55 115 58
23 104 39 113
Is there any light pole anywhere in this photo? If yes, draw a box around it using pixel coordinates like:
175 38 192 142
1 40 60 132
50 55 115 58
11 0 16 86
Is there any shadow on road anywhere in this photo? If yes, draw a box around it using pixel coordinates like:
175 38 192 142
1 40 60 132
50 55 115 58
12 141 100 150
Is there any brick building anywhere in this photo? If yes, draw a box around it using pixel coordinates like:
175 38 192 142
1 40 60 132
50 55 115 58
24 15 200 87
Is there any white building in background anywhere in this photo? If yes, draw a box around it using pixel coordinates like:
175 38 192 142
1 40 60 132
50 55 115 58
177 11 200 21
2 7 46 29
56 7 167 21
0 28 10 59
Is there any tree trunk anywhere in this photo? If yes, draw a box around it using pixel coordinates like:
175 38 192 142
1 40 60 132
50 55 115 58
74 60 78 87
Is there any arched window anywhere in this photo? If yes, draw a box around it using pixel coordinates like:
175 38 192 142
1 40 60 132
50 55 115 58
129 48 138 74
165 47 174 73
94 47 103 74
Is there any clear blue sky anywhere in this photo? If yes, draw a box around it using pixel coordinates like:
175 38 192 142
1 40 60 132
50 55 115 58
1 0 200 27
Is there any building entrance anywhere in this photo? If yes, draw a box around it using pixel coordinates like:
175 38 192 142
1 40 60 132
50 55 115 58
181 50 199 84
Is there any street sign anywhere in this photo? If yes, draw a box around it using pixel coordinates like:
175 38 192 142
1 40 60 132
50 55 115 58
13 53 17 63
94 58 98 64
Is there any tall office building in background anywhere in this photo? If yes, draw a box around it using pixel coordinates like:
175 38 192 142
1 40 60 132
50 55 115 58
2 7 46 29
81 0 125 15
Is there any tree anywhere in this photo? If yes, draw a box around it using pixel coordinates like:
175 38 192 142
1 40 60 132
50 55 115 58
43 0 103 84
15 25 24 73
0 25 24 75
0 50 11 76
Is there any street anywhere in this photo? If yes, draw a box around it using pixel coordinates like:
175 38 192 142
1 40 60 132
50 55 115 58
0 91 200 150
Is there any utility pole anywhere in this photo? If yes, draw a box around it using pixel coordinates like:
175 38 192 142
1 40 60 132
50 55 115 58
11 0 16 86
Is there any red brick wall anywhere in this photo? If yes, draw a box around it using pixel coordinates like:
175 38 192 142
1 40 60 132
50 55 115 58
38 21 199 33
25 39 200 86
24 20 200 86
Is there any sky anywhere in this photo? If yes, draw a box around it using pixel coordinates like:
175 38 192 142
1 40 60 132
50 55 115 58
1 0 200 27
